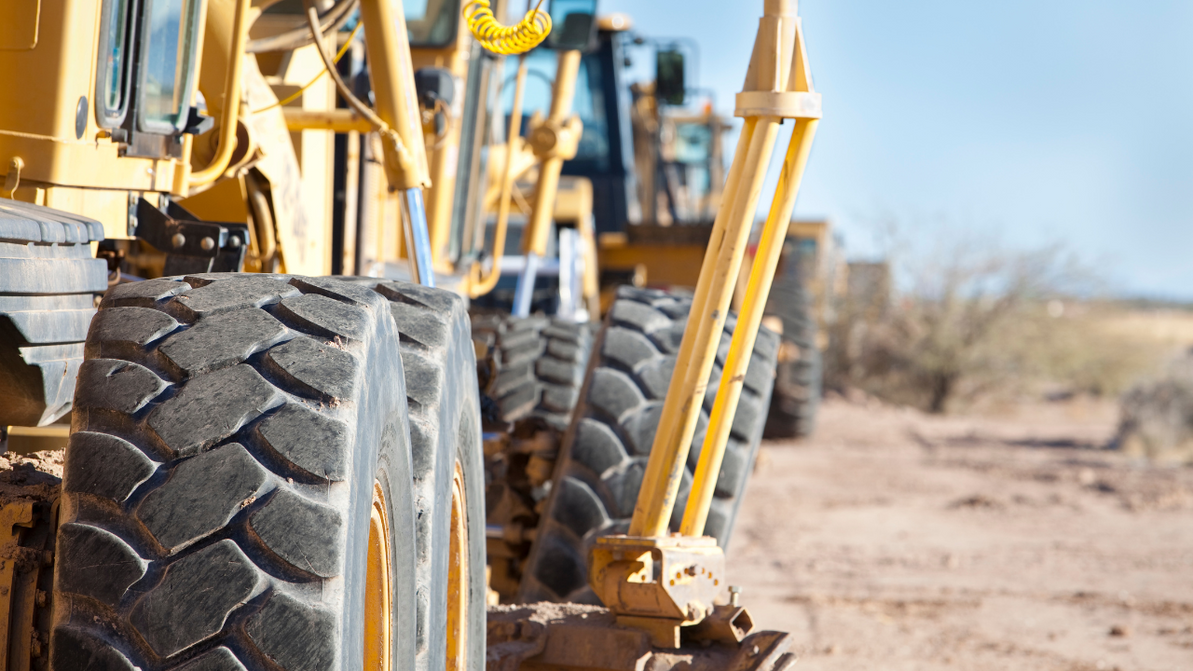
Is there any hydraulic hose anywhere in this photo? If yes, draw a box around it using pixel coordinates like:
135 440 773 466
246 0 358 53
302 0 415 175
462 0 551 55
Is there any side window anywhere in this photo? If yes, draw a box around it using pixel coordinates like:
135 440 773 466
406 0 460 48
137 0 202 134
96 0 133 128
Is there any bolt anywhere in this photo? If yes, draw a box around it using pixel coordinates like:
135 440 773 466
200 236 215 251
171 233 186 248
228 235 242 248
729 585 742 607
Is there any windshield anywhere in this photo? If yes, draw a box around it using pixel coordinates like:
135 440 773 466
406 0 459 48
501 49 610 170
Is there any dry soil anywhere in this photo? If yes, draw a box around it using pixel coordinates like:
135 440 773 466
732 396 1193 671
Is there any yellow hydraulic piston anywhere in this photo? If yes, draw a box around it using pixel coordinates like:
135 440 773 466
682 2 821 536
629 0 827 538
682 123 819 535
590 2 822 647
355 0 431 190
522 48 583 259
468 55 530 297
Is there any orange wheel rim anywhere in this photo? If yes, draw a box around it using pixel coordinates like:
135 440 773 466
365 482 392 671
445 461 469 671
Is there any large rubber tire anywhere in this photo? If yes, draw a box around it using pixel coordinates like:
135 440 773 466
370 281 486 671
517 287 779 603
469 314 592 602
0 201 107 427
762 240 822 439
49 274 484 671
470 314 593 431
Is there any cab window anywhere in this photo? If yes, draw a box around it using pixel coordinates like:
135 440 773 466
407 0 460 48
137 0 202 134
501 49 610 170
96 0 133 127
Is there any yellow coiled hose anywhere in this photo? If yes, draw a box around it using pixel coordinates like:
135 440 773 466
462 0 552 55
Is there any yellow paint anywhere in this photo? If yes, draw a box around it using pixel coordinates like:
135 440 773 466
630 117 780 539
523 49 582 257
189 0 251 186
681 118 818 536
0 0 40 50
364 482 393 671
445 462 469 671
629 0 822 541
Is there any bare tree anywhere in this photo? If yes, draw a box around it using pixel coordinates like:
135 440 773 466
828 232 1122 413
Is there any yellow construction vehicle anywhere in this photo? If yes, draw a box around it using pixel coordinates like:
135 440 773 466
0 0 820 668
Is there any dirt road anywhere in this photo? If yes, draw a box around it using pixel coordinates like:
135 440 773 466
732 397 1193 671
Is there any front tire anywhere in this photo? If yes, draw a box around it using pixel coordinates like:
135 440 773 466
52 275 419 671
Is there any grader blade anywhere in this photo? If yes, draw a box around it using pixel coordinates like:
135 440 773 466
487 604 797 671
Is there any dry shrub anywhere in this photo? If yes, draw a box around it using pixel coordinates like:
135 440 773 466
827 240 1162 413
1114 359 1193 463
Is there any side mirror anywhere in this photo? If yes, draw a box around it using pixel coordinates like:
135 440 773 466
656 49 685 105
546 0 597 51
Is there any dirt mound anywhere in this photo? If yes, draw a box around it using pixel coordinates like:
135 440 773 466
0 450 64 507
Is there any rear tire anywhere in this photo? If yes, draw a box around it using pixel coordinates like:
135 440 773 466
51 274 420 671
469 313 593 602
0 202 107 426
517 287 779 603
762 241 822 439
471 314 592 432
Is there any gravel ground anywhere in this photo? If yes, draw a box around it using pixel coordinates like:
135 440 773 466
731 396 1193 671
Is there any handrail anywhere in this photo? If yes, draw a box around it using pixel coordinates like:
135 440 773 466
188 0 252 187
468 55 528 298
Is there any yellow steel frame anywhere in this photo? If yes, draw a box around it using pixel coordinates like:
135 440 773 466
592 0 822 644
189 0 251 186
632 0 821 539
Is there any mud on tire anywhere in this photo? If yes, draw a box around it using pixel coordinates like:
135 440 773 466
50 274 483 671
517 287 779 603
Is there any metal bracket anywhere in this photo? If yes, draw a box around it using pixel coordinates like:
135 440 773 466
589 535 733 648
133 198 248 275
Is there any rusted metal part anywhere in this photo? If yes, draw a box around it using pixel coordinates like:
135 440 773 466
486 604 796 671
684 605 754 646
0 493 58 671
589 535 727 648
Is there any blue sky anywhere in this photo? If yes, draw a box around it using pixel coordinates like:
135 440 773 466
599 0 1193 300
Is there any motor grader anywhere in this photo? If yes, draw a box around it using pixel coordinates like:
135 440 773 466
0 0 820 668
476 20 829 443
